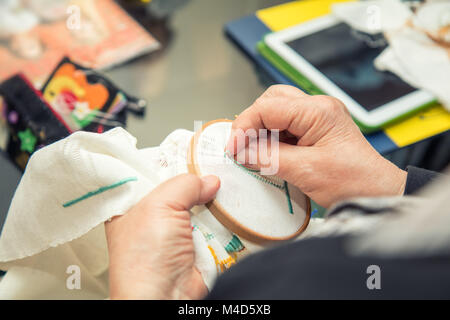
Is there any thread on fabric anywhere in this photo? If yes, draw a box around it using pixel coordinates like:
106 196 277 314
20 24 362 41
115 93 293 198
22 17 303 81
283 181 293 214
207 245 236 273
62 177 138 208
207 245 221 273
224 152 293 214
225 235 245 253
221 256 236 271
224 151 260 173
224 152 283 187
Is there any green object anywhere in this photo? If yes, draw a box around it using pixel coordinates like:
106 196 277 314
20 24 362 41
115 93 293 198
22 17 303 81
224 151 293 214
257 39 438 133
283 181 294 214
18 128 37 153
225 235 245 253
72 110 98 128
63 177 138 208
310 200 327 218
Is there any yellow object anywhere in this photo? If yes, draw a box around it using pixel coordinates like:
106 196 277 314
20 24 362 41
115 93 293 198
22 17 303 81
385 105 450 147
256 0 354 31
43 76 85 102
208 245 236 273
256 0 450 145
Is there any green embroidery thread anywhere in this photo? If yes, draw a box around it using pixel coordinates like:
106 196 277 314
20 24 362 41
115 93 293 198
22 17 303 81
284 181 293 214
225 152 260 173
225 235 245 253
224 152 293 214
62 177 138 208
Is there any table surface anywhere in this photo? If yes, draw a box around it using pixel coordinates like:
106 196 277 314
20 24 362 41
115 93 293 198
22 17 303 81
105 0 286 148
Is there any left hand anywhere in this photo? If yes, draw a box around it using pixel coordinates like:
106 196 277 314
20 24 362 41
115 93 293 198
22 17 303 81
105 174 220 300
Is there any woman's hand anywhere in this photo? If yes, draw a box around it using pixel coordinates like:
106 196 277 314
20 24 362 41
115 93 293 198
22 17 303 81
226 85 407 208
105 174 220 300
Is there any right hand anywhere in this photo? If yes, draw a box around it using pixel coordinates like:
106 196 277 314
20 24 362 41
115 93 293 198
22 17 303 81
226 85 406 208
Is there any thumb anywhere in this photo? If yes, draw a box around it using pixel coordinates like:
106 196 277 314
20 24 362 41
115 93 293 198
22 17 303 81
147 174 221 211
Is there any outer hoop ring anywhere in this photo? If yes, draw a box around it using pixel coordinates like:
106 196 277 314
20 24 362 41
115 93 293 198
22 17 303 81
187 119 311 245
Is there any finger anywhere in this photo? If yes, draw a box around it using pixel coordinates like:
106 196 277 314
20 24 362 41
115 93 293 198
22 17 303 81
146 174 220 211
234 139 309 182
228 85 307 155
259 84 307 99
227 94 348 155
197 175 221 203
227 95 313 155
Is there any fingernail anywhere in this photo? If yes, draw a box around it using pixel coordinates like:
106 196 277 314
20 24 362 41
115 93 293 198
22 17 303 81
201 175 220 189
199 175 220 203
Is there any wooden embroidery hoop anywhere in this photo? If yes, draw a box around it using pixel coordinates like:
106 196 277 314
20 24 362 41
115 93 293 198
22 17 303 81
187 119 311 245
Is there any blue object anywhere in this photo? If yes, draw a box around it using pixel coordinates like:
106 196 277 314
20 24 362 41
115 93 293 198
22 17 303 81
224 14 399 155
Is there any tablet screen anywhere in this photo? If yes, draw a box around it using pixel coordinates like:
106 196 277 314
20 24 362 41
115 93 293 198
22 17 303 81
286 23 416 111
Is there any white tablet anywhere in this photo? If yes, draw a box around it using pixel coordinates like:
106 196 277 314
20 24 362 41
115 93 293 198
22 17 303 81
264 15 435 131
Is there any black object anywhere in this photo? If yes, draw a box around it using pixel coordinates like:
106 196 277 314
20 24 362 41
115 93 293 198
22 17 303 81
40 57 141 132
0 57 147 170
0 74 72 145
207 168 449 300
207 235 450 299
385 131 450 173
286 23 416 111
0 74 71 169
405 165 440 194
0 149 21 234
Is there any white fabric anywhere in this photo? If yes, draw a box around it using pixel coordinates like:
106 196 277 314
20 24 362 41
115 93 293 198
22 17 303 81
374 27 450 110
332 0 450 111
0 127 313 299
195 121 309 238
332 0 412 35
0 128 159 263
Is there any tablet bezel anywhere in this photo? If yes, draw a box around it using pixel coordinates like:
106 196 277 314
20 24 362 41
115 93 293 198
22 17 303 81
264 15 435 128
